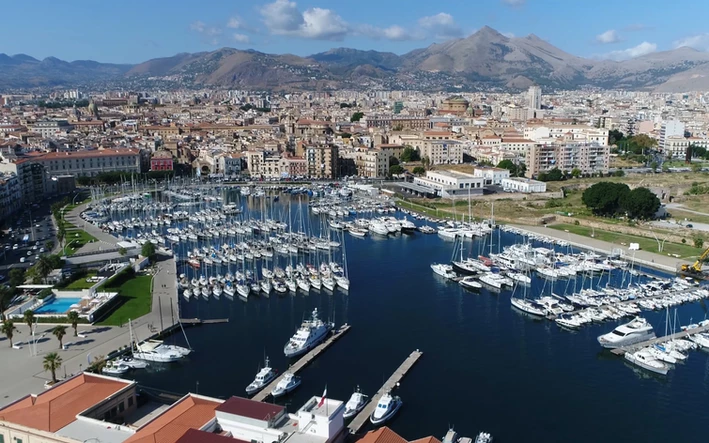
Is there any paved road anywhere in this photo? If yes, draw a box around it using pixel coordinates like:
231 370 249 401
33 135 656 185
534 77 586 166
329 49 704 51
513 224 682 272
666 203 709 218
0 203 56 272
63 201 119 254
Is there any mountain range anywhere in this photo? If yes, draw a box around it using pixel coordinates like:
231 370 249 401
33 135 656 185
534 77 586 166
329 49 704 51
3 26 709 92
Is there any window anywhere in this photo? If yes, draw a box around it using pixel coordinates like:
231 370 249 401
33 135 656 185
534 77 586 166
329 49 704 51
119 402 125 413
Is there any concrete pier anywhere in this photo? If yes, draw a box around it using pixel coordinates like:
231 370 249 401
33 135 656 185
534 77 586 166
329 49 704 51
611 323 709 355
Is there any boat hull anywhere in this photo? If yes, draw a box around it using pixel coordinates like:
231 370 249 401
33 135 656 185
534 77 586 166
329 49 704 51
370 400 402 425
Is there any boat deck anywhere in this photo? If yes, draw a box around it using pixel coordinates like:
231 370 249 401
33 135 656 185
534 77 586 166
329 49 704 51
252 324 351 402
347 350 423 434
611 323 709 355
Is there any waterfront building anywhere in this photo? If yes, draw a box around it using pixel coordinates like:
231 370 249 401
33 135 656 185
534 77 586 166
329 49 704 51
218 153 243 175
501 177 547 193
413 170 485 198
150 150 174 171
473 166 510 185
306 145 338 179
29 148 144 178
340 147 389 178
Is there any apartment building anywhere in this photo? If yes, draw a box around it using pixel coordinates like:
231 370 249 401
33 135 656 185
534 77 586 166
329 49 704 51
526 142 610 177
0 172 21 222
366 116 430 130
30 119 74 138
524 125 609 146
33 148 143 177
218 153 243 175
659 120 685 152
340 148 389 178
150 150 174 171
306 145 338 179
0 158 48 204
500 138 536 156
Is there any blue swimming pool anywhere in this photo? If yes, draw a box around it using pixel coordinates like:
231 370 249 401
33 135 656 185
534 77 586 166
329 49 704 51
35 297 82 314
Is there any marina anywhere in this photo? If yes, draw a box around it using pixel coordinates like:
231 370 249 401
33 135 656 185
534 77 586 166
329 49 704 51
348 350 424 434
252 324 352 401
611 322 709 355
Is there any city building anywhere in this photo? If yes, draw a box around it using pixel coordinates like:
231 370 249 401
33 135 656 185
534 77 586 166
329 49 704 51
659 120 685 152
438 96 470 116
30 119 74 138
473 166 510 185
150 150 174 171
0 172 21 222
340 148 389 178
366 116 429 130
526 142 610 177
501 177 547 193
32 148 143 177
0 158 49 204
413 170 485 198
219 154 243 176
306 145 338 179
527 86 542 110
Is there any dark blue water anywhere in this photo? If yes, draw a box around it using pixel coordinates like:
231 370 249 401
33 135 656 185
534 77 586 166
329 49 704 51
127 192 709 442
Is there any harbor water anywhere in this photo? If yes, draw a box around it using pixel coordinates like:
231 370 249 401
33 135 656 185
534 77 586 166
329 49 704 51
120 190 709 442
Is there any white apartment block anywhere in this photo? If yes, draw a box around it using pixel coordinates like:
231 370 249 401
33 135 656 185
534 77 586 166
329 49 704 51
524 125 609 146
664 136 709 158
526 142 610 177
659 120 685 152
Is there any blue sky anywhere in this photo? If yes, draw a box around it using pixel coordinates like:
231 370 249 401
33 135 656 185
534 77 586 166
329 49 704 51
3 0 709 64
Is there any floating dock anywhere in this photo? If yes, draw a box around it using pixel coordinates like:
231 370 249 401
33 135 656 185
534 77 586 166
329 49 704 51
611 323 709 355
252 324 352 402
179 318 229 325
347 350 423 434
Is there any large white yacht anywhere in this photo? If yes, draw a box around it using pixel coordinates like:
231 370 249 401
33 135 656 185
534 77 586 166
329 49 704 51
246 357 277 396
283 308 334 358
597 317 656 349
343 386 368 419
370 391 402 425
133 340 185 363
624 348 669 375
270 372 301 398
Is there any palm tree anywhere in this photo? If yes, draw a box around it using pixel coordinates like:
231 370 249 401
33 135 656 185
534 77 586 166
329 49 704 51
1 320 18 347
23 309 35 332
57 224 66 250
52 325 67 349
67 311 80 337
89 355 107 374
43 352 63 383
35 255 54 284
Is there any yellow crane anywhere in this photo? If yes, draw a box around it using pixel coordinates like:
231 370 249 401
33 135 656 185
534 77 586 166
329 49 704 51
681 246 709 274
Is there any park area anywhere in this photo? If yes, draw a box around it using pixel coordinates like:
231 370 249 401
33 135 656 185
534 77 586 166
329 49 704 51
95 269 152 326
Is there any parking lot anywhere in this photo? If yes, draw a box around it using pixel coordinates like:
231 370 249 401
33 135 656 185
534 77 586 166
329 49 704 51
0 202 57 274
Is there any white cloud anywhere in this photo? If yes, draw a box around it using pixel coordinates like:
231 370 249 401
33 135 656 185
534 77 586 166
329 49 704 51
418 13 463 39
674 34 709 51
190 21 206 33
596 29 621 44
501 0 525 6
603 41 657 60
232 33 250 43
227 17 242 29
190 20 223 45
260 0 348 40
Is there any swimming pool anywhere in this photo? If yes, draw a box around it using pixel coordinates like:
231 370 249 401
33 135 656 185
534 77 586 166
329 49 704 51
35 297 82 314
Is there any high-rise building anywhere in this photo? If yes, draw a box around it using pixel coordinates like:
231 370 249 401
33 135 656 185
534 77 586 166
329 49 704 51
659 120 685 152
527 86 541 110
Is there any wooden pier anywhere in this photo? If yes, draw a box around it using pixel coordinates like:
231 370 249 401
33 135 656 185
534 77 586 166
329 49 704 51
611 323 709 355
179 318 229 325
347 350 423 434
252 324 352 402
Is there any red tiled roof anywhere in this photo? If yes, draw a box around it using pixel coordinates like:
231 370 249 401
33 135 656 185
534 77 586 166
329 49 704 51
175 429 249 443
410 437 442 443
357 427 408 443
34 148 140 160
215 396 284 421
0 373 132 432
125 395 222 443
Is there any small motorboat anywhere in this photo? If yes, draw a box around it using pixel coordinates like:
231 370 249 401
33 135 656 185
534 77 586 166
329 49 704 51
246 357 277 396
102 361 130 375
474 432 493 443
270 372 301 398
343 386 368 419
459 276 482 290
121 356 149 369
369 391 402 425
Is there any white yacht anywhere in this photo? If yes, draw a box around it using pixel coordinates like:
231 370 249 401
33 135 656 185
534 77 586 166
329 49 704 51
624 348 670 375
120 356 149 369
474 432 493 443
400 218 416 232
246 357 277 396
597 317 656 349
102 361 130 375
507 272 531 284
369 222 389 236
510 298 546 317
283 309 334 358
459 276 482 290
369 391 402 425
133 340 184 363
270 372 301 398
343 386 368 419
431 263 456 279
479 272 512 289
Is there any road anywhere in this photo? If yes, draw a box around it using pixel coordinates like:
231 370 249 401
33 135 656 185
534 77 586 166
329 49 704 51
666 203 709 218
0 201 57 274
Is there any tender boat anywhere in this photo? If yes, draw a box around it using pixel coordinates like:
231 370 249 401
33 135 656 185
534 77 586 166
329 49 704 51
597 317 656 349
121 356 149 369
245 357 277 396
102 361 130 375
284 308 334 358
343 386 368 419
624 348 670 375
270 372 301 398
474 432 494 443
459 276 482 290
369 391 402 425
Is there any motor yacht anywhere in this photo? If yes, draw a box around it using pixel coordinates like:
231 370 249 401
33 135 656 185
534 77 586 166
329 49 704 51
102 361 130 375
343 386 368 419
246 357 277 396
271 372 301 398
624 348 669 375
474 432 493 443
121 356 149 369
283 308 334 358
431 263 456 279
479 272 512 289
458 276 482 290
507 272 531 284
597 317 656 349
369 391 402 425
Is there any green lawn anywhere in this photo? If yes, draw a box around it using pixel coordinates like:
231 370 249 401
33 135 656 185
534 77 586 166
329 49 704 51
549 223 701 258
60 220 97 256
97 275 152 326
63 271 99 290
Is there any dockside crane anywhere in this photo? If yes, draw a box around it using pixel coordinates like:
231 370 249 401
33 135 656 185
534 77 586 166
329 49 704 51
681 246 709 274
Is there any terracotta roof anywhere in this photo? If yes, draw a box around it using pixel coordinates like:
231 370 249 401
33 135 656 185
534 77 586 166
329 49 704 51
175 429 249 443
125 394 222 443
34 148 140 160
215 396 284 421
0 373 132 432
410 437 442 443
357 427 408 443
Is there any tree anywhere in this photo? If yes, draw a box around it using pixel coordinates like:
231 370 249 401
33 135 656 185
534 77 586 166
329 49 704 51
52 325 67 349
88 355 107 374
608 129 625 146
400 146 420 162
45 240 54 251
141 242 156 261
613 169 625 177
497 159 522 177
694 237 705 249
421 156 431 170
538 167 564 182
389 164 405 176
389 156 400 166
43 352 63 383
650 161 658 171
118 247 127 256
1 320 17 347
8 268 25 287
350 112 364 122
582 182 631 216
692 162 702 173
57 224 66 248
621 187 661 220
413 166 426 176
23 309 35 332
627 134 657 155
570 168 582 178
67 311 80 337
0 286 12 321
34 255 54 283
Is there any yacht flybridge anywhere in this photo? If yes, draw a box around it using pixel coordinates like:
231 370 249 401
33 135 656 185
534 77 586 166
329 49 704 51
597 317 656 349
343 386 368 419
369 391 402 425
246 357 277 396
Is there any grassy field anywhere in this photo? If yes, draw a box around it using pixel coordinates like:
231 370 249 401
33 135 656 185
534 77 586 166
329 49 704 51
549 223 701 258
62 271 99 290
97 275 152 326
